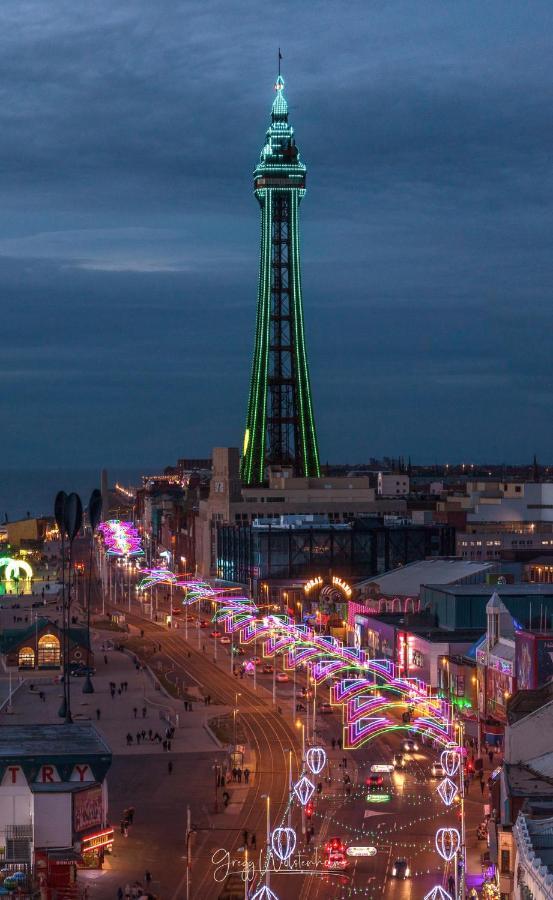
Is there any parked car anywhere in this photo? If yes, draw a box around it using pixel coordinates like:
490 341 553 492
431 762 445 778
69 664 95 677
220 637 231 645
276 673 289 683
262 664 274 674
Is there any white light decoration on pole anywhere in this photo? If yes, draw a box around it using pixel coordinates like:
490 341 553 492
437 776 458 807
440 748 460 777
424 887 453 900
293 774 315 806
250 886 279 900
435 827 461 862
306 746 327 776
271 827 296 863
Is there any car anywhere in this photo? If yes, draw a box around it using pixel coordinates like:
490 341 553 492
199 620 209 628
402 738 419 752
210 631 222 639
431 762 445 778
250 656 262 666
262 664 274 674
392 753 406 769
69 664 95 677
220 637 231 645
391 858 410 879
323 850 347 870
365 774 383 787
233 646 245 656
276 673 289 683
370 763 394 775
319 703 333 714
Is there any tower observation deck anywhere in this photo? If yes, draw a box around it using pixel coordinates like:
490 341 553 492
241 74 321 485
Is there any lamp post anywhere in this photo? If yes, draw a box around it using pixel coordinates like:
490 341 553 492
234 692 241 750
296 719 306 835
83 489 102 695
261 794 271 888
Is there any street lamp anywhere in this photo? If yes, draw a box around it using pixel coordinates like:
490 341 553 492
234 692 241 749
261 794 271 888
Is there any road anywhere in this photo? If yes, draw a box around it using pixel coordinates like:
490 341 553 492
97 569 472 899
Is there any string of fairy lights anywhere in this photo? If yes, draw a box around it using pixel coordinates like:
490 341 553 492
97 525 468 899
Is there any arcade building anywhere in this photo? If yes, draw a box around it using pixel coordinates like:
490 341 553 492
0 725 112 898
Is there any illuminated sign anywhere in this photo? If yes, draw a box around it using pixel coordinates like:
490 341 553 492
81 828 115 852
304 577 323 595
332 576 352 598
346 846 377 858
366 793 391 803
370 764 394 774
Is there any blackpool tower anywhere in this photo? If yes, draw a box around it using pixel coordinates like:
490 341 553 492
241 74 320 484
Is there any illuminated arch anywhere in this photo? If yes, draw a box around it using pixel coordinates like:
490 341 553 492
0 557 33 580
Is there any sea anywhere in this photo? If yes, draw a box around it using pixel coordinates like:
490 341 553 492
0 468 149 522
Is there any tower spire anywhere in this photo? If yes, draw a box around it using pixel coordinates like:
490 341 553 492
240 75 320 484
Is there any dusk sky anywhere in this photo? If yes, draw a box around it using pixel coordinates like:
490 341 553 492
3 1 552 469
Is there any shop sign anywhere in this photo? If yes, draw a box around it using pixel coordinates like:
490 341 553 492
73 787 103 834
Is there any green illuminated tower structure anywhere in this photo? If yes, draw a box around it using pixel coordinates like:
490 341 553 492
241 74 320 484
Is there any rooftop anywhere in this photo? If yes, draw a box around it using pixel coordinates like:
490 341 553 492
505 763 553 798
0 724 111 759
424 583 553 597
359 612 482 643
357 557 494 596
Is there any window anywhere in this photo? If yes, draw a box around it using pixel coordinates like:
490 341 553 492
500 848 510 874
37 634 60 667
18 647 35 668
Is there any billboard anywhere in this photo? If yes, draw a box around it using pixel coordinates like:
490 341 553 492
73 786 103 834
516 632 537 690
516 632 553 690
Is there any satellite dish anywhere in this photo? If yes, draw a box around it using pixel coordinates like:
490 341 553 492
87 489 103 532
54 491 67 535
63 493 83 542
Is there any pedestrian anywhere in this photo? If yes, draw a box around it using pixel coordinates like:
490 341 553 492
237 768 242 783
148 729 153 741
142 706 147 718
145 871 151 886
251 833 256 849
136 733 141 745
133 707 138 718
96 709 101 720
104 654 108 664
337 738 342 750
343 756 347 769
488 748 494 764
168 760 173 774
448 874 455 895
120 820 126 835
244 768 250 784
117 888 123 900
128 807 135 824
243 829 249 846
232 768 237 782
124 885 131 900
